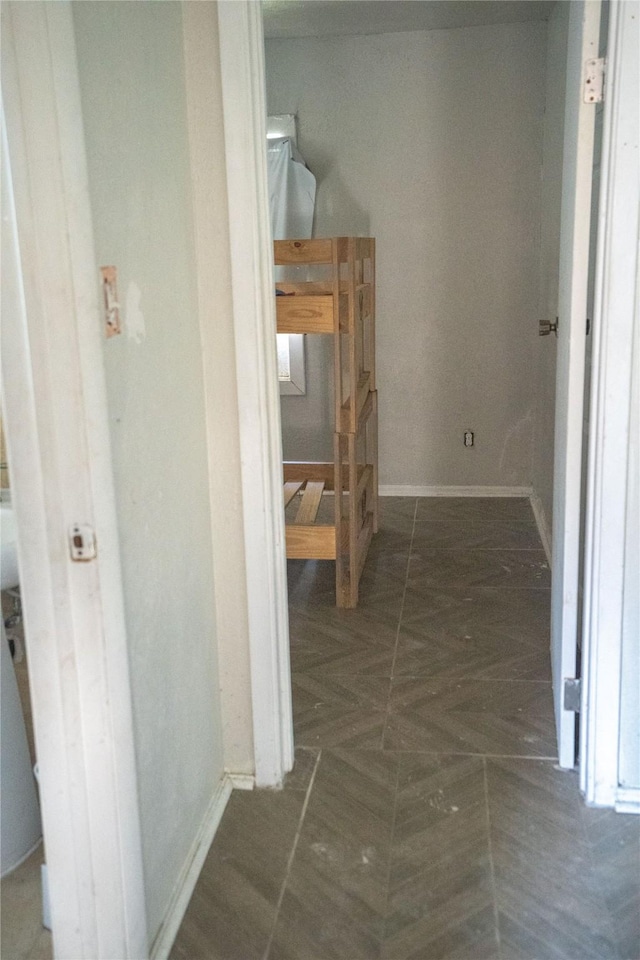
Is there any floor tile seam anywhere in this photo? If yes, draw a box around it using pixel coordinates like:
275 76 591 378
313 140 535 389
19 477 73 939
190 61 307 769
412 519 538 524
383 499 418 749
376 748 560 761
381 753 402 948
411 544 547 562
408 546 548 552
295 672 552 682
404 584 552 592
390 677 553 685
290 637 399 650
398 604 553 620
293 672 552 685
392 672 553 681
380 749 560 760
483 757 503 960
402 583 551 592
263 748 322 960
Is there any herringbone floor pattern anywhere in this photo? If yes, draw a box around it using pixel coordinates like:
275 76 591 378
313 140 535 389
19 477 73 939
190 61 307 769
172 498 639 960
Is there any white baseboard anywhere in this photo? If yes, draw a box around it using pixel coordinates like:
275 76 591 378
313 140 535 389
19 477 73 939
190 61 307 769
379 485 533 498
529 493 553 567
150 775 233 960
227 772 255 790
615 787 640 814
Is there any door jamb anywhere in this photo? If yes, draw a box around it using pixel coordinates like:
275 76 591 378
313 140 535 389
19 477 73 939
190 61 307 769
1 4 148 955
551 0 602 771
580 0 640 812
215 0 294 787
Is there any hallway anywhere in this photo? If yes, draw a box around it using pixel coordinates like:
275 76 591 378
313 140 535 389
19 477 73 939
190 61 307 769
171 498 639 960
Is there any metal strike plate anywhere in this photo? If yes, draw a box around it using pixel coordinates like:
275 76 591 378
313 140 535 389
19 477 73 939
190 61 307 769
564 678 582 712
584 58 606 103
69 524 97 562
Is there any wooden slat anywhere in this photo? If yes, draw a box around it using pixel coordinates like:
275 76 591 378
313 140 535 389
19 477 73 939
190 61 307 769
333 241 343 435
294 481 325 524
283 462 337 489
340 372 372 432
359 283 372 321
335 237 351 262
283 480 303 508
347 431 358 606
275 238 333 264
356 513 374 580
275 237 361 265
371 390 379 533
358 389 374 432
276 296 333 334
286 524 336 560
356 464 373 504
336 289 350 334
369 239 376 391
356 372 371 420
348 238 358 433
276 281 347 296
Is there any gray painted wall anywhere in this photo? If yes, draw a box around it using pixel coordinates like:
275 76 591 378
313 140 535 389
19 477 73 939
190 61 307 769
73 2 224 941
532 2 570 530
266 22 547 487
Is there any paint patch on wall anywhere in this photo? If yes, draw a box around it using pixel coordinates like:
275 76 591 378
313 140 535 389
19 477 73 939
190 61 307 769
125 281 146 343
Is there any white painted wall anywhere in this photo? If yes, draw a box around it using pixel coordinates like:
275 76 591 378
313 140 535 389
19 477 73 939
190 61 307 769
532 2 570 532
181 2 255 781
73 2 225 942
266 22 546 486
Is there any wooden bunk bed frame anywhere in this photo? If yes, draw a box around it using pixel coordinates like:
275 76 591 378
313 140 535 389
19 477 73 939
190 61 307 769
275 237 378 608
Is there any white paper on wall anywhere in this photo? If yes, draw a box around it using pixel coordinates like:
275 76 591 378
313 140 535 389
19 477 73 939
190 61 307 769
268 134 316 395
267 137 316 241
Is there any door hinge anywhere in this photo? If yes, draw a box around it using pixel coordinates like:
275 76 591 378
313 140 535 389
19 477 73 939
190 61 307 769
69 524 97 562
564 678 582 712
539 317 558 337
584 58 606 103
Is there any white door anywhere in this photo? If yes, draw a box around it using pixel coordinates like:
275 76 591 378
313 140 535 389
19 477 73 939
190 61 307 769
552 0 602 769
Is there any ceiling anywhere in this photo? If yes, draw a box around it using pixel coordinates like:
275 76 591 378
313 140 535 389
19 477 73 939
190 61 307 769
262 1 557 39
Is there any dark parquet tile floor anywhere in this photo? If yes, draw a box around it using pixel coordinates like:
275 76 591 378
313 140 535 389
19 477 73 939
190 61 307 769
172 498 640 960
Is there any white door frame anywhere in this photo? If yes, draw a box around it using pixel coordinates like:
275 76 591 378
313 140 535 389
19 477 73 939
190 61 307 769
551 0 601 770
216 1 638 807
2 4 148 956
216 0 294 788
580 0 640 812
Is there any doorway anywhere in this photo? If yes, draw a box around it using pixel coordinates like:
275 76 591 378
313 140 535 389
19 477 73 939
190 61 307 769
259 0 577 759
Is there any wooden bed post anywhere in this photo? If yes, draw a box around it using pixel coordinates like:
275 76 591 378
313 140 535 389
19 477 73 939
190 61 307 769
274 237 377 607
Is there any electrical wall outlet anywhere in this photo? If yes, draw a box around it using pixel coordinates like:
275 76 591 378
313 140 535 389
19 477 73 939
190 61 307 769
464 431 474 447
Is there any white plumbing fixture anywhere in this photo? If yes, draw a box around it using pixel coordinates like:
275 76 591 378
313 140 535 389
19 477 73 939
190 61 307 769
1 503 42 876
1 503 20 591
